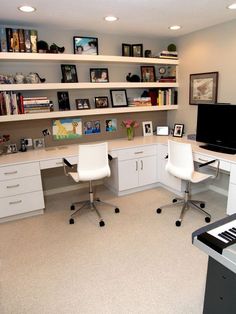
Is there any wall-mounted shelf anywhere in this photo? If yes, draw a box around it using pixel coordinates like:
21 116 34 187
0 105 178 122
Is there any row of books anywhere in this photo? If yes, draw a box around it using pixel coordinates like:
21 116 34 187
0 28 38 53
158 50 178 59
157 89 178 106
0 92 51 115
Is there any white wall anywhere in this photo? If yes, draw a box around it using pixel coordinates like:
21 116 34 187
167 18 236 135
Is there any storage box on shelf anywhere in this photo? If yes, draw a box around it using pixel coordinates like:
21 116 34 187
0 53 179 122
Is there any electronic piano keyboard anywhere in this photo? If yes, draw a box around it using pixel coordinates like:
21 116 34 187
192 213 236 273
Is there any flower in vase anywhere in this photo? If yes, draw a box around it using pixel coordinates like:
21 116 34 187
121 119 139 140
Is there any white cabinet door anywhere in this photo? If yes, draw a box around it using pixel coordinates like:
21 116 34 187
158 144 182 191
118 159 139 191
139 155 157 186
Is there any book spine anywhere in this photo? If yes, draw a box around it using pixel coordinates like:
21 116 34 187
0 28 7 52
24 29 31 52
30 30 38 53
6 28 13 52
18 29 26 52
12 29 20 52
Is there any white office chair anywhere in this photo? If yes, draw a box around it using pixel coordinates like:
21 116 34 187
156 140 219 227
63 142 120 227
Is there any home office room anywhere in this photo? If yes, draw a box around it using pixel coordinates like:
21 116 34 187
1 1 236 313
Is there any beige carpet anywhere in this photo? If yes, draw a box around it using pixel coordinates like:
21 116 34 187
0 186 227 314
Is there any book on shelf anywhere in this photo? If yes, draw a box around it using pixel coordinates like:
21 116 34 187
12 29 20 52
6 28 13 52
24 29 31 52
0 28 7 52
158 77 176 83
18 29 26 52
30 30 38 53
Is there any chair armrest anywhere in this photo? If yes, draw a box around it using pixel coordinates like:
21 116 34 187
198 159 220 179
63 158 74 176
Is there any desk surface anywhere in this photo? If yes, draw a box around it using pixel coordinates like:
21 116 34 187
1 136 236 167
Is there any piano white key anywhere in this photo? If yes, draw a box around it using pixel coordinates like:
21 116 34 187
207 220 236 243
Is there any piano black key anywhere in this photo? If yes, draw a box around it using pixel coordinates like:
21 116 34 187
225 230 236 239
222 231 235 241
229 228 236 235
232 227 236 232
218 233 231 242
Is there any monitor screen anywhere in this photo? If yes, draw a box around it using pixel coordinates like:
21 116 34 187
196 103 236 154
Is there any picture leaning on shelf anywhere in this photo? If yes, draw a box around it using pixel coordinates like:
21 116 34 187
61 64 78 83
57 91 70 111
90 68 109 83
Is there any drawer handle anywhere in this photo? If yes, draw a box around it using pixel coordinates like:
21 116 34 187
4 171 18 175
7 184 20 189
136 161 138 171
9 200 22 205
134 151 144 155
141 160 143 170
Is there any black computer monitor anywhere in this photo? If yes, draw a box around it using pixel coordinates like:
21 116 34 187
196 103 236 154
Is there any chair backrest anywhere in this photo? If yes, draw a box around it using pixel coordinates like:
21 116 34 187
77 142 111 181
166 140 194 181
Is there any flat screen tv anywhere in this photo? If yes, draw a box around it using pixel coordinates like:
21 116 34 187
196 103 236 154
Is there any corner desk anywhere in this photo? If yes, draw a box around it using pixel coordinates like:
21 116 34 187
1 136 236 222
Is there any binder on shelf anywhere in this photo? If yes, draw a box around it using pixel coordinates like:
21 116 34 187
0 28 7 52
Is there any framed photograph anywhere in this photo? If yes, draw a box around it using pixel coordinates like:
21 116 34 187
90 68 109 83
33 138 45 149
95 96 109 108
106 119 117 132
141 66 156 82
173 124 184 137
110 89 128 107
61 64 78 83
156 126 169 136
142 121 153 136
57 91 70 111
73 36 98 55
189 72 218 105
6 143 18 154
84 120 101 134
75 99 90 110
132 44 143 57
122 43 131 56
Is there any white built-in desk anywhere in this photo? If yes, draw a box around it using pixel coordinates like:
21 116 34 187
1 136 236 222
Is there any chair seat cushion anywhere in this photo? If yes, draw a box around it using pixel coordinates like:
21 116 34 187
69 166 110 182
191 171 213 183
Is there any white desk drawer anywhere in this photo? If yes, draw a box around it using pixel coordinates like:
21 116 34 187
40 156 77 170
0 190 45 218
0 162 40 181
194 153 231 172
117 145 156 161
0 175 42 198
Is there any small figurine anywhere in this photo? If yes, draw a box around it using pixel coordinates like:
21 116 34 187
126 73 140 82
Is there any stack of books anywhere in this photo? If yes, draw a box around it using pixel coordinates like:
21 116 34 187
23 97 51 113
130 97 152 107
0 27 38 53
158 50 178 59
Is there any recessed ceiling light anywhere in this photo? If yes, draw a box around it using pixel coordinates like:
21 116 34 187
18 5 36 13
104 16 118 22
227 3 236 9
169 25 181 31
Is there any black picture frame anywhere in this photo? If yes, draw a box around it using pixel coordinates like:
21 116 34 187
132 44 143 57
61 64 78 83
189 72 218 105
73 36 98 55
140 66 156 82
94 96 109 108
122 43 131 56
173 124 184 137
90 68 109 83
110 89 128 107
57 91 70 111
75 99 90 110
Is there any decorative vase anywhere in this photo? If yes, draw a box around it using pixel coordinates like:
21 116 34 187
127 127 134 140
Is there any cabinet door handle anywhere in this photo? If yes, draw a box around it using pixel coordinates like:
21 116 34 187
141 160 143 170
134 151 144 155
136 161 138 171
9 200 22 205
4 170 18 175
7 184 20 189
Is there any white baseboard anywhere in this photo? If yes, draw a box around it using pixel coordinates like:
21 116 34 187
44 181 103 196
209 184 228 197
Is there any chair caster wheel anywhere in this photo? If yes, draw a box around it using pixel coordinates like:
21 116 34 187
69 218 74 224
205 217 211 223
115 207 120 213
156 208 162 214
172 199 177 203
96 198 101 202
99 220 105 227
70 205 75 210
200 203 205 208
176 220 181 227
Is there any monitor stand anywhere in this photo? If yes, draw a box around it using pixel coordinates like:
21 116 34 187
199 144 236 155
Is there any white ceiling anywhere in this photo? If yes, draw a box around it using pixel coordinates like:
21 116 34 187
1 0 236 38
